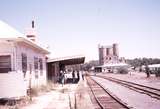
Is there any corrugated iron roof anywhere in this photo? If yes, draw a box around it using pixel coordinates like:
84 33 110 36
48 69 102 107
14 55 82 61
47 55 85 65
0 20 25 38
0 20 50 54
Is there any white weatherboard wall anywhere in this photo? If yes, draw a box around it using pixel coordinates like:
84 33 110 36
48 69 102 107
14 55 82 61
0 20 48 99
0 41 47 98
17 42 47 88
0 72 26 98
0 41 15 70
0 41 27 98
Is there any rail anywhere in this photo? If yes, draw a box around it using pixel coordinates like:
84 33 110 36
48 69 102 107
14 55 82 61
94 75 160 100
86 76 130 109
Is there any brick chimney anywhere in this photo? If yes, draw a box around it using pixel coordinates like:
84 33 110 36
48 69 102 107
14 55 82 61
26 20 36 42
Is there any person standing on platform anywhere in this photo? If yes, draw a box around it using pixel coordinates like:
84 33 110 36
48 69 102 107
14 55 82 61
60 70 65 87
72 70 75 83
77 71 80 82
59 70 63 83
82 71 85 80
61 70 65 86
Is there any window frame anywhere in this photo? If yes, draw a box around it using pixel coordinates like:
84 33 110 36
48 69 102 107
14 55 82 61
34 57 39 78
0 55 12 73
21 53 27 77
39 58 43 76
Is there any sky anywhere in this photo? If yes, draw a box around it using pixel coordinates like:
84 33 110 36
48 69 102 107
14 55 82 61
0 0 160 61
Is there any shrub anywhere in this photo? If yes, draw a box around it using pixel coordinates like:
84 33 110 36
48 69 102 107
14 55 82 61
117 67 128 74
30 88 38 96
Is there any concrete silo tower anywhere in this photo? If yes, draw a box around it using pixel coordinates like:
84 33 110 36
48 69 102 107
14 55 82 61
98 45 106 65
98 43 120 65
113 43 119 57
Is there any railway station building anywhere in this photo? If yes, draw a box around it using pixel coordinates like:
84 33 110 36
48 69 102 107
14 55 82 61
0 20 85 99
0 20 50 98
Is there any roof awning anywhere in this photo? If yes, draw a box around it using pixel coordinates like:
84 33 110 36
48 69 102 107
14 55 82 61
0 37 50 54
47 55 85 65
17 37 50 54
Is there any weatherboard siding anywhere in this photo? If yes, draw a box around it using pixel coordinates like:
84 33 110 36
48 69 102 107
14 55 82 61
0 72 26 98
16 42 47 88
0 41 15 70
0 41 47 98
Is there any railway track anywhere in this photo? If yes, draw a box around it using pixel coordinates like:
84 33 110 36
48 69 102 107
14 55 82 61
94 75 160 100
86 76 130 109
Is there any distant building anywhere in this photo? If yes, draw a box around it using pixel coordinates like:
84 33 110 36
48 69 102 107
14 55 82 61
96 43 128 72
98 43 119 65
0 20 49 99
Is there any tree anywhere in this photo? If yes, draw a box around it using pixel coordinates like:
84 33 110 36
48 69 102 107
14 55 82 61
126 58 160 68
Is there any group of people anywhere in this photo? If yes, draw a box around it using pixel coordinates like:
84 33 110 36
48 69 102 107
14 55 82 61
59 70 85 86
72 70 79 83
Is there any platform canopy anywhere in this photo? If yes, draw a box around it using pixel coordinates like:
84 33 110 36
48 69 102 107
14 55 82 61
47 55 85 65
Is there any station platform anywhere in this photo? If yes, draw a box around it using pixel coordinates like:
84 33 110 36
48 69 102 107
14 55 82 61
20 78 93 109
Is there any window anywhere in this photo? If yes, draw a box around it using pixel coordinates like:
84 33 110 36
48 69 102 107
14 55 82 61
39 58 43 76
22 53 27 77
34 57 38 78
0 55 11 73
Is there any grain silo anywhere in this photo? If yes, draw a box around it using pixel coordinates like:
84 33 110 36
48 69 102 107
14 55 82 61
113 43 119 56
